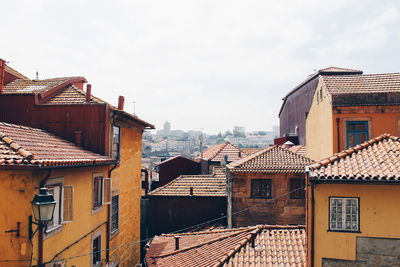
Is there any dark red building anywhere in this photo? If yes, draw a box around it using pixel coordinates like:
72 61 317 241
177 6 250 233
154 155 200 186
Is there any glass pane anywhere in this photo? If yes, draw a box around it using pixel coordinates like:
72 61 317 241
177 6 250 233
359 133 367 143
348 134 356 147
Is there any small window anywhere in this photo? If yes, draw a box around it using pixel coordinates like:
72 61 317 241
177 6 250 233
289 178 305 199
111 195 119 233
346 121 368 148
330 197 359 232
63 186 74 222
47 184 62 229
251 179 272 198
112 126 121 160
92 235 102 266
93 176 103 209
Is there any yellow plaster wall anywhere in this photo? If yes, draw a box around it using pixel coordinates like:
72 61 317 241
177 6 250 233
311 183 400 266
109 126 143 266
0 166 109 267
306 83 334 161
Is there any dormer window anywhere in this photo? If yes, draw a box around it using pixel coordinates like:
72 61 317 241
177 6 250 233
112 126 121 160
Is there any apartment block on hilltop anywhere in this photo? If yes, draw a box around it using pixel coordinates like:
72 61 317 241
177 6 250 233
0 59 154 266
279 67 363 145
307 134 400 266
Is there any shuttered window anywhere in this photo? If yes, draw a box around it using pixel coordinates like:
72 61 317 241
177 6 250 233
251 179 272 198
93 176 103 209
63 186 73 222
103 178 111 205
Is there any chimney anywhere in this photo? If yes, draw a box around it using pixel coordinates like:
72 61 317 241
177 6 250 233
250 232 257 248
74 131 82 146
85 84 92 102
0 58 5 94
174 236 181 250
118 96 125 110
189 187 194 196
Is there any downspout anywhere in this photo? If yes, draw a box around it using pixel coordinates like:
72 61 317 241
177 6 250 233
106 164 118 263
336 117 340 152
306 167 315 267
226 166 233 229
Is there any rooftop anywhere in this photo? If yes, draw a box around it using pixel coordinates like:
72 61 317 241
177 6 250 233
228 145 313 173
0 122 114 167
309 134 400 182
202 142 247 162
145 225 306 267
148 167 226 197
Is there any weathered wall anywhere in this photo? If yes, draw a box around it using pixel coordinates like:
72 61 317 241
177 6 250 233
158 157 200 186
0 166 109 267
305 82 334 161
309 183 400 267
147 196 227 236
109 126 143 266
231 172 305 227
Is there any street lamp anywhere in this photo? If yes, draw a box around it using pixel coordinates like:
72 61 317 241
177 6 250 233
29 187 56 267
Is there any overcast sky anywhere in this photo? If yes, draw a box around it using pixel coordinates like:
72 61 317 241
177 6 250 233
2 0 400 134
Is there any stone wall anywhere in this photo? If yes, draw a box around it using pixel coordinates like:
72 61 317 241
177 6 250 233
322 236 400 267
231 172 305 227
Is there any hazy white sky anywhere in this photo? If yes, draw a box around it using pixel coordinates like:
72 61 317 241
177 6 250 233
2 0 400 134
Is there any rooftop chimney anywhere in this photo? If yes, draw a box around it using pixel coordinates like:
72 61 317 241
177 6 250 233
0 59 5 94
250 231 257 248
118 96 125 110
74 131 82 146
282 141 295 149
85 84 92 102
174 236 181 250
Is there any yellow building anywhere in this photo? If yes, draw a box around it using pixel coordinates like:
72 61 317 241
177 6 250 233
306 72 400 161
306 134 400 266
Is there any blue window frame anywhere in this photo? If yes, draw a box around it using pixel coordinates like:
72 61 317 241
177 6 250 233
346 121 369 148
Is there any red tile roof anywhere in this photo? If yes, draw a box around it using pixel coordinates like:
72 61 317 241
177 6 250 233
145 225 306 267
309 134 400 182
45 85 104 104
319 67 363 74
149 167 226 197
0 122 114 167
202 142 247 162
242 147 264 155
228 145 313 173
288 145 307 157
2 77 86 94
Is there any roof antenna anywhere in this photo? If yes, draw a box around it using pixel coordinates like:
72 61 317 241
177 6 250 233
35 71 39 80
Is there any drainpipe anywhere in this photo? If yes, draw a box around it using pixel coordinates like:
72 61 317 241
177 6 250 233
0 58 5 93
305 167 315 267
106 164 118 263
336 118 340 152
226 166 233 229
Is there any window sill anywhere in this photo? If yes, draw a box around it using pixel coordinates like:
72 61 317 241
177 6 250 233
327 229 361 233
45 224 63 239
110 229 119 240
92 206 103 215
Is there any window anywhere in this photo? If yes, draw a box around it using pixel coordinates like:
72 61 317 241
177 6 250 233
251 179 272 198
93 175 111 210
63 186 74 222
92 235 102 266
111 195 119 233
112 126 121 160
346 121 368 148
330 197 359 232
93 176 103 209
47 185 62 229
289 178 305 199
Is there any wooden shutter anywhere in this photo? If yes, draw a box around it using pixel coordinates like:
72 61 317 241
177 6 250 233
63 186 74 222
103 178 112 205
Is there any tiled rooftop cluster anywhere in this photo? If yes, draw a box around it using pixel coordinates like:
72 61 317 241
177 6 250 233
0 122 113 167
228 145 313 173
288 145 307 157
145 225 305 267
202 142 247 162
310 134 400 181
45 85 104 104
149 167 226 197
2 77 83 94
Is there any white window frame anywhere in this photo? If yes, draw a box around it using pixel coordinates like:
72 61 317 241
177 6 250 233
93 174 104 210
110 195 119 234
47 184 63 231
329 197 359 232
91 232 102 267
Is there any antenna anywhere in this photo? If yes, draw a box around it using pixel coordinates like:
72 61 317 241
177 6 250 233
35 71 39 80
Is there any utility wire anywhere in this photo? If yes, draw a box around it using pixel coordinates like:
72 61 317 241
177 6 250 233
44 185 308 265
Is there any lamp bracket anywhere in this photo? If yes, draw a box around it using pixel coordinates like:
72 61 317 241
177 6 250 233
5 222 20 237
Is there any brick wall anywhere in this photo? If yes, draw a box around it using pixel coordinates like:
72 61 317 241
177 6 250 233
231 172 305 227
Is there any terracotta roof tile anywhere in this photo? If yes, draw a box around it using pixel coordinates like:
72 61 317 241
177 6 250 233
45 85 104 104
242 148 264 155
202 142 247 162
288 145 307 157
145 225 306 267
149 167 226 197
228 146 313 173
0 122 114 167
319 67 362 74
309 134 400 181
2 77 84 94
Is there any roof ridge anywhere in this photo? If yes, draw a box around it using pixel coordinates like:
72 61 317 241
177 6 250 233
153 227 257 259
309 133 393 170
228 146 275 168
0 131 33 161
209 142 229 160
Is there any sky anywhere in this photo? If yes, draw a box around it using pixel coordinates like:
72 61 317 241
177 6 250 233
2 0 400 134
